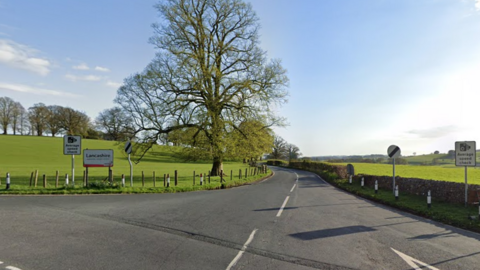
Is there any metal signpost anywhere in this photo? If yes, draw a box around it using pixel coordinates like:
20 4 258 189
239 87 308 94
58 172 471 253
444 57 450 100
125 141 133 187
346 164 354 176
63 135 81 186
387 145 401 194
455 141 476 206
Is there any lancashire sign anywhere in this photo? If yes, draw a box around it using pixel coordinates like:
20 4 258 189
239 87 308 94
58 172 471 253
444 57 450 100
83 149 114 167
455 141 476 167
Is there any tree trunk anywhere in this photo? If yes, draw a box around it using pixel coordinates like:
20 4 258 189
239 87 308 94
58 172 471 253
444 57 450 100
210 156 223 176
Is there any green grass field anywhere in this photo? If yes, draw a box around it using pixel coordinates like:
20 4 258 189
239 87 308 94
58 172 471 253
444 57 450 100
330 162 480 184
0 135 268 193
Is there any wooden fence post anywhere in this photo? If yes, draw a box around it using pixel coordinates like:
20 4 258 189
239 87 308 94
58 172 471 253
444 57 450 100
30 172 34 187
208 171 211 183
34 170 39 187
43 174 47 188
193 171 195 186
142 171 145 187
254 168 257 175
245 168 248 178
153 171 156 187
164 174 166 187
175 170 178 186
239 169 241 179
220 170 223 183
55 170 59 188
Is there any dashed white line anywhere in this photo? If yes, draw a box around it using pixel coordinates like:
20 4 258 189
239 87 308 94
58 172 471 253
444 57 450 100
226 229 258 270
290 184 296 192
6 267 22 270
276 196 290 217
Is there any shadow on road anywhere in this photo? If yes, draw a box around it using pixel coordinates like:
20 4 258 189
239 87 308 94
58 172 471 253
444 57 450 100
289 225 376 240
407 231 457 240
254 207 298 212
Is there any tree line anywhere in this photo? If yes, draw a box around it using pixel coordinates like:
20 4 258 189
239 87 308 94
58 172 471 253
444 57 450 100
0 96 133 140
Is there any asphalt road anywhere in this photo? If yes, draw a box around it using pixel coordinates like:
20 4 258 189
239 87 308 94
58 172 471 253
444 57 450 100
1 167 480 269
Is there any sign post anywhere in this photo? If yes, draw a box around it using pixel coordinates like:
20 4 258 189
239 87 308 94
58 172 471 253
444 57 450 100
387 145 401 194
124 141 133 187
455 141 476 206
64 135 81 187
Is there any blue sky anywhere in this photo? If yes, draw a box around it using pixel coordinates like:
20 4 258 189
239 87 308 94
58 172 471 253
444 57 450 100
1 0 480 157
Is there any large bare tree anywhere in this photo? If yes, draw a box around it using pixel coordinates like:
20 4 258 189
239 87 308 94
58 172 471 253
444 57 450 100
28 103 49 136
0 96 15 134
95 107 134 141
116 0 288 175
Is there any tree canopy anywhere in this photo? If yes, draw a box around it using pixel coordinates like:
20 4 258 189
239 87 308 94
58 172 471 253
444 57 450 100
116 0 289 175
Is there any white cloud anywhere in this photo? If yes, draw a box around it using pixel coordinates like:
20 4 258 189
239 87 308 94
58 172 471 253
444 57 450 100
95 66 110 72
65 74 102 82
72 63 89 70
476 0 480 11
0 82 80 98
106 81 122 88
0 39 51 76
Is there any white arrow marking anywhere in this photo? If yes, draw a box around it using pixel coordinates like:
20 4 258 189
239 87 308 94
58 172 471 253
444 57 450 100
391 248 440 270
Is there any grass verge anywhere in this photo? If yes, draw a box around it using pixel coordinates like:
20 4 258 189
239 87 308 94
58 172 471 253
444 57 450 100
0 171 272 195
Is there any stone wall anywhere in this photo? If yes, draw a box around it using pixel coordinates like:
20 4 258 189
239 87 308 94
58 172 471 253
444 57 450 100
352 174 480 205
288 161 480 205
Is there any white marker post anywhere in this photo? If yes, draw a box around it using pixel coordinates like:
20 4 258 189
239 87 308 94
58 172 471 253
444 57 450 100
387 145 401 195
124 141 133 187
375 180 378 194
427 190 431 208
6 173 10 190
455 141 476 207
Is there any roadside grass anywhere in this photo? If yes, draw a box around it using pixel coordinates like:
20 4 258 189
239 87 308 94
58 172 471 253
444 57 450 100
329 162 480 184
0 135 271 194
333 178 480 233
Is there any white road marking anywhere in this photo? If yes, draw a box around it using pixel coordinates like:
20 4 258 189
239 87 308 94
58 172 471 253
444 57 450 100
0 261 3 264
290 184 296 192
391 248 440 270
295 173 299 181
226 229 258 270
6 266 22 270
276 196 290 217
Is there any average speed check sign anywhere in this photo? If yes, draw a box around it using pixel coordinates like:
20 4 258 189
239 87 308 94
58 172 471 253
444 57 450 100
64 135 81 155
455 141 476 167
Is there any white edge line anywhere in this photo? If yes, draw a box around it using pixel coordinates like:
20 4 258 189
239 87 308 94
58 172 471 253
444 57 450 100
276 196 290 217
290 184 296 192
226 229 258 270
